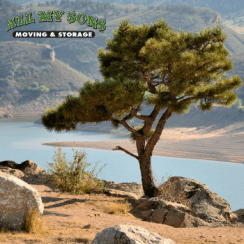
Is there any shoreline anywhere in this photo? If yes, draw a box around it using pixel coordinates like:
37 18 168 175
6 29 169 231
42 127 244 164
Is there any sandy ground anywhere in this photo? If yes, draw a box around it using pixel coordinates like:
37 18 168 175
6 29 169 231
42 124 244 164
0 181 244 244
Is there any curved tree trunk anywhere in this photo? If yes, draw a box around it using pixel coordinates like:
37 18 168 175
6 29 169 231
137 108 172 197
138 155 159 197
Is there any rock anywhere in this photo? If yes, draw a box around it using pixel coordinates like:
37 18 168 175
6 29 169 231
233 209 244 220
133 177 238 228
15 160 46 176
136 197 191 213
0 160 18 169
149 209 168 223
0 160 46 175
0 166 24 178
0 160 46 176
0 171 44 230
140 210 153 220
91 225 176 244
0 160 47 184
163 209 211 228
135 197 210 227
102 180 143 196
105 189 140 202
158 177 237 224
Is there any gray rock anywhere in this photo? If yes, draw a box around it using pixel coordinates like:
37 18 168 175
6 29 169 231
163 209 211 228
0 166 24 178
102 180 143 196
0 160 46 176
91 225 176 244
134 177 238 228
105 189 140 202
233 209 244 220
0 171 44 230
159 177 237 224
15 160 47 176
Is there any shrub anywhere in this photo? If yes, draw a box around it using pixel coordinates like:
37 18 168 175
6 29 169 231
46 147 108 194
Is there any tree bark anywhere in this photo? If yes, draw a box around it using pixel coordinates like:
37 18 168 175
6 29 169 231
138 154 158 197
137 108 172 197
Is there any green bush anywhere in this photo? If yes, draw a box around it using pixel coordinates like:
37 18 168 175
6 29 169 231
26 82 49 93
46 147 108 194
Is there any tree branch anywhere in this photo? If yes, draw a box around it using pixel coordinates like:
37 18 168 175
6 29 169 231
130 107 150 121
145 108 172 157
119 119 139 135
112 146 139 159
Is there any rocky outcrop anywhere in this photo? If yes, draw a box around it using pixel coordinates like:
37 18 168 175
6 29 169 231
209 13 221 25
91 225 176 244
102 177 238 228
158 177 237 224
135 197 212 228
0 171 44 230
0 160 47 184
233 209 244 220
42 45 55 62
0 166 24 178
130 177 238 228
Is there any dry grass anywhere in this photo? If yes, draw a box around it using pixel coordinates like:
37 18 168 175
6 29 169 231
0 208 50 243
86 197 131 216
153 171 191 208
23 209 47 234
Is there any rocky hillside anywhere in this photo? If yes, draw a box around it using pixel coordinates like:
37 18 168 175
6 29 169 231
2 3 244 82
0 41 94 100
1 3 244 129
0 41 94 118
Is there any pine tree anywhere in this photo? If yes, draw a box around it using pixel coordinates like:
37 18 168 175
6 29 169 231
42 18 242 197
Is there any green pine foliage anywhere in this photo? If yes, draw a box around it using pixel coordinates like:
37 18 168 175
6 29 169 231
42 16 242 144
42 17 242 197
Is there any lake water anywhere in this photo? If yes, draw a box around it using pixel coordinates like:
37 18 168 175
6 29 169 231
0 122 243 211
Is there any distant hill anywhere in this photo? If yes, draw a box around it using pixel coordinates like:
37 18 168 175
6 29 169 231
15 0 244 17
1 1 244 128
2 3 244 82
0 41 94 107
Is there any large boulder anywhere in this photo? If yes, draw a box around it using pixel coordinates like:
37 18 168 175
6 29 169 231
91 225 176 244
0 171 44 230
158 177 237 224
133 177 238 228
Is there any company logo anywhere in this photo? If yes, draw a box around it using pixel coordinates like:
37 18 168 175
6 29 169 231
7 11 106 38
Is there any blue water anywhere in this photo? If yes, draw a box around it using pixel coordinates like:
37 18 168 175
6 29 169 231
0 122 243 211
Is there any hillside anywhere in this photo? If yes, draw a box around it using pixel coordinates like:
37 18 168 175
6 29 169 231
88 0 244 17
2 3 244 82
1 2 244 129
0 41 94 110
